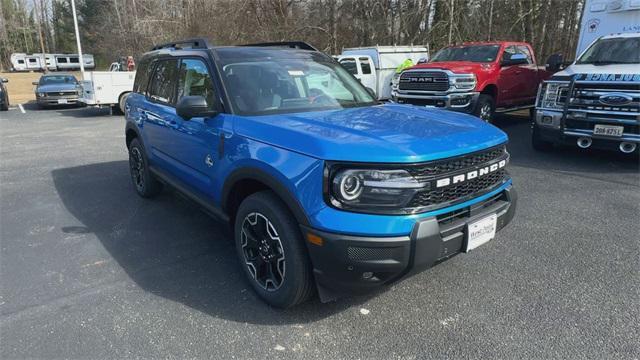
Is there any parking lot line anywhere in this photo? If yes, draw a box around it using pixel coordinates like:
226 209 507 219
18 104 25 114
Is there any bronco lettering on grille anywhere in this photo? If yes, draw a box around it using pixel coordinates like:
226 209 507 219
435 159 507 188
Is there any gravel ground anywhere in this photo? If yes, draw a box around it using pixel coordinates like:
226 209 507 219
1 104 638 359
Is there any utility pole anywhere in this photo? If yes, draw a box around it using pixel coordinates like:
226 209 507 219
34 0 47 73
70 0 85 78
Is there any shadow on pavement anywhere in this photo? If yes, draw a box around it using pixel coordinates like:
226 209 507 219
493 112 639 182
21 101 112 117
52 161 371 324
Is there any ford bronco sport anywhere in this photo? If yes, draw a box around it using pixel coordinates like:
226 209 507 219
125 39 517 308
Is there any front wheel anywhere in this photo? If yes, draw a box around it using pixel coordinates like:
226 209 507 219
128 138 163 197
234 191 314 308
474 94 495 123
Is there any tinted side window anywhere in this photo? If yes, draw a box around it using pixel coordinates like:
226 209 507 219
339 58 358 75
70 57 79 63
517 46 533 64
148 59 178 105
133 59 154 94
502 46 517 62
57 58 67 63
359 57 372 74
177 58 215 109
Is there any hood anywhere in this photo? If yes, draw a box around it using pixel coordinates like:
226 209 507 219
410 61 493 74
554 63 640 78
234 104 508 163
36 83 79 92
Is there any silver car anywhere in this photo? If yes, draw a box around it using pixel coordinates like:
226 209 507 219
33 74 82 108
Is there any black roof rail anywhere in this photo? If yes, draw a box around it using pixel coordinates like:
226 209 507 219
241 41 318 51
151 38 212 51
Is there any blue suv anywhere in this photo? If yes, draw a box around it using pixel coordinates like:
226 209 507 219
125 39 517 308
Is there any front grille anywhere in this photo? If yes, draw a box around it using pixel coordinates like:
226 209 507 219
407 145 506 180
46 91 78 97
347 246 405 261
398 71 449 92
407 169 507 208
567 82 640 124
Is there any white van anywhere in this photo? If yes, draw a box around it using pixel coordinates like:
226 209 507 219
576 0 640 57
10 53 27 71
337 45 429 100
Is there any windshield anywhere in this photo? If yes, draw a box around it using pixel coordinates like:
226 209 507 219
40 75 77 85
215 48 376 115
577 37 640 65
431 45 500 63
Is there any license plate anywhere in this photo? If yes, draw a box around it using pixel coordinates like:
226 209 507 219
593 124 623 137
465 214 497 252
57 99 68 104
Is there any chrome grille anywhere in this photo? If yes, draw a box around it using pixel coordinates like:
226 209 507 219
398 71 449 92
568 83 640 122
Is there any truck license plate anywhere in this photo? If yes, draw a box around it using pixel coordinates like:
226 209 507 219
57 99 68 104
465 214 497 252
593 124 623 137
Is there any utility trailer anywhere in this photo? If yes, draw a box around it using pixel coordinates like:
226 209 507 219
79 71 136 113
338 45 429 100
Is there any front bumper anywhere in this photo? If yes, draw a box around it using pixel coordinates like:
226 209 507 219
37 96 80 106
534 108 640 150
392 90 479 113
303 185 517 297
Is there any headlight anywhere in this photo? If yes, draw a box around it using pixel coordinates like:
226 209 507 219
540 81 568 109
37 92 45 97
450 74 476 90
391 73 400 90
328 168 423 212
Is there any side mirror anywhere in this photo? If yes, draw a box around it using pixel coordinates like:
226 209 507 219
417 57 428 64
32 81 39 85
545 53 564 72
176 96 218 120
501 53 528 67
1 78 8 83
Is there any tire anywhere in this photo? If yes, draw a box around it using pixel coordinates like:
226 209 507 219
128 138 163 197
118 92 129 114
532 125 554 151
0 102 7 111
474 94 495 123
234 191 314 308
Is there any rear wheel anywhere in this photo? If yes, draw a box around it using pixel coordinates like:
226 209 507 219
234 191 314 308
474 94 495 123
118 92 129 114
128 138 163 197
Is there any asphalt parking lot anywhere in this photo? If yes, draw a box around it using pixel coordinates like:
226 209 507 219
1 104 638 359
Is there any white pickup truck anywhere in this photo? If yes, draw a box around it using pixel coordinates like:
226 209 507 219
79 71 136 113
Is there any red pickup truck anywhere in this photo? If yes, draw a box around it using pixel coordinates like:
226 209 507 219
391 41 553 123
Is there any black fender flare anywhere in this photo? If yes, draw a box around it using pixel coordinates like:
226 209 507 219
222 167 311 227
125 122 142 149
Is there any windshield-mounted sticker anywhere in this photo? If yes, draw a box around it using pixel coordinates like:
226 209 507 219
288 70 304 76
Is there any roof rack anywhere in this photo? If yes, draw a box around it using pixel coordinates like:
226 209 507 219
241 41 318 51
151 38 212 51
